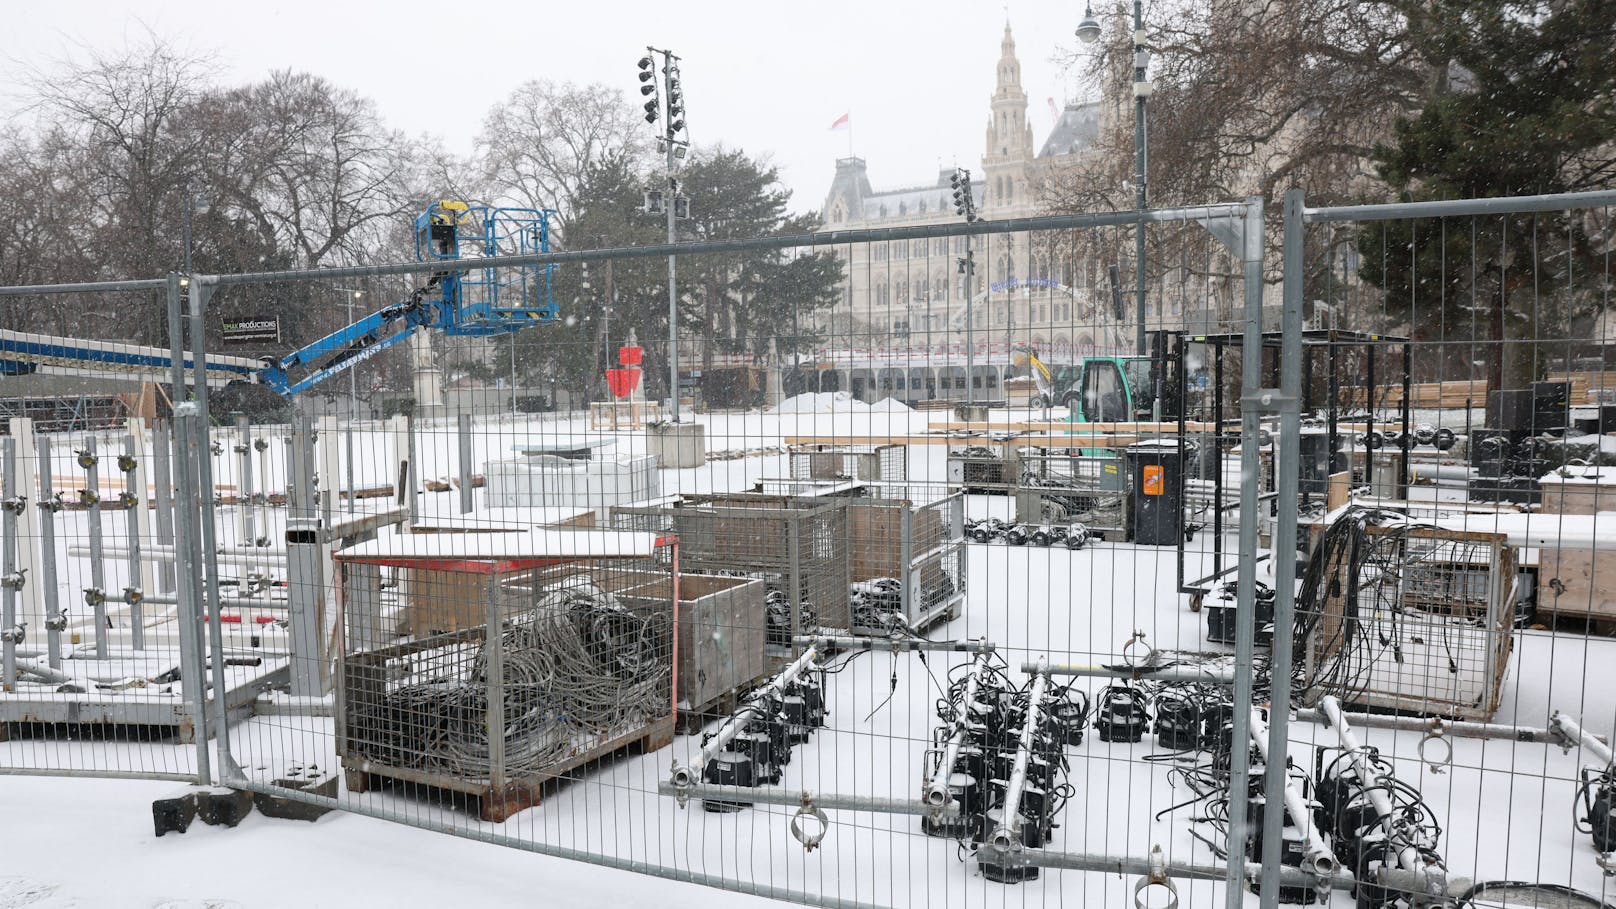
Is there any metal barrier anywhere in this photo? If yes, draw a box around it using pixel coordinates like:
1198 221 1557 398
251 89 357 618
4 188 1615 908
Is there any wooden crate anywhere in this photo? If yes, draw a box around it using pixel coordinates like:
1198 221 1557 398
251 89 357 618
1536 469 1616 621
1547 371 1616 405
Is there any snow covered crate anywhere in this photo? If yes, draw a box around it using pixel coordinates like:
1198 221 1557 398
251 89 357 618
333 529 678 822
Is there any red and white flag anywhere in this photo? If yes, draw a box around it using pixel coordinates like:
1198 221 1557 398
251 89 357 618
829 112 850 131
1047 97 1059 120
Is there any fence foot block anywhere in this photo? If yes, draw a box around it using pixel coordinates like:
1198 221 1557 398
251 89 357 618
253 766 339 821
197 787 255 828
152 789 199 837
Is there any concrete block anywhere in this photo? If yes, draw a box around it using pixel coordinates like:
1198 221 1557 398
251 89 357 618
647 422 706 469
196 787 255 828
152 789 199 837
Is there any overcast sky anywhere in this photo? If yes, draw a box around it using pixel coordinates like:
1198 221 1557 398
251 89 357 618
5 0 1097 216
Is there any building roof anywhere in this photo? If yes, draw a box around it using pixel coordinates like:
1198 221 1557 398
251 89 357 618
1038 101 1100 158
857 172 985 221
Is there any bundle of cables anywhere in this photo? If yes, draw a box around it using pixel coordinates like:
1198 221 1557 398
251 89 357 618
1291 506 1481 708
356 576 671 779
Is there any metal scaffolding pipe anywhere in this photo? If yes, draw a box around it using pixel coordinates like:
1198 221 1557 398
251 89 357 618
1016 847 1353 890
656 782 956 817
798 635 995 654
1297 707 1596 746
1025 660 1235 684
924 649 995 809
670 645 820 789
69 544 286 567
1551 712 1615 768
988 657 1049 853
140 594 287 612
1250 708 1338 878
1304 188 1616 223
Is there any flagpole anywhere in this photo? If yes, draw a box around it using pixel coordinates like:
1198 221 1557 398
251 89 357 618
847 116 853 157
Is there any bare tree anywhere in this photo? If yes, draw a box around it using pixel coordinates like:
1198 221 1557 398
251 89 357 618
476 79 649 218
188 71 414 271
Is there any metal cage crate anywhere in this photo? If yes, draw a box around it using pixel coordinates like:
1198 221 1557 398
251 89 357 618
846 488 967 633
788 443 907 483
1013 448 1129 536
610 494 851 647
334 530 678 822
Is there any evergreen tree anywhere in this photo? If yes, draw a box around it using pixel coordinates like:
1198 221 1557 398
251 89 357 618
1360 0 1616 406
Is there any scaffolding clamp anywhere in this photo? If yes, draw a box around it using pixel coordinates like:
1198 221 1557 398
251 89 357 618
1132 845 1179 909
790 793 829 852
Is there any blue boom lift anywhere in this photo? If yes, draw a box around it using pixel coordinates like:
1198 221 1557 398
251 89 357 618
1 201 559 397
258 201 558 396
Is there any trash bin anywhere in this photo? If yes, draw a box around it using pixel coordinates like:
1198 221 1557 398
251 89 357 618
1127 440 1183 546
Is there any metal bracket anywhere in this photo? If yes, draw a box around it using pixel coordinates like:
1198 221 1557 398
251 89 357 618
1121 630 1154 667
1251 389 1298 413
0 495 25 515
1198 214 1248 259
0 568 25 591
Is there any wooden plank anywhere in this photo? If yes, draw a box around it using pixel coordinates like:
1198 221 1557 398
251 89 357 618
1326 471 1350 512
938 420 1218 434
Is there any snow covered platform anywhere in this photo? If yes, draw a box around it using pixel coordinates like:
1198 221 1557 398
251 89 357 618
1 652 287 746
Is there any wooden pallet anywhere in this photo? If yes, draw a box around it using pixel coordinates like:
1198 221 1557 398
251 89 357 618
343 714 676 823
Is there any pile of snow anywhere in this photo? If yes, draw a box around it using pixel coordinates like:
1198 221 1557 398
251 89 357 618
773 391 874 414
868 397 914 413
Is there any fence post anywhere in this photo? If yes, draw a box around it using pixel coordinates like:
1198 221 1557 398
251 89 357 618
1256 189 1309 908
1224 195 1265 905
151 418 176 593
166 273 211 782
458 412 474 515
189 278 241 783
286 413 326 698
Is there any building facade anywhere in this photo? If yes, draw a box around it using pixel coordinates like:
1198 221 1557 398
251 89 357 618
812 24 1214 403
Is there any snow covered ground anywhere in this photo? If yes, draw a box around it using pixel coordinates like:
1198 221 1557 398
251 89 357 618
5 402 1616 907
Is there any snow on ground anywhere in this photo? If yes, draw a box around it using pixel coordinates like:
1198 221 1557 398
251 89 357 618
6 404 1616 907
0 775 790 909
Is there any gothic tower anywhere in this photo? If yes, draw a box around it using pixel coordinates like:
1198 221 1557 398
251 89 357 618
980 23 1034 215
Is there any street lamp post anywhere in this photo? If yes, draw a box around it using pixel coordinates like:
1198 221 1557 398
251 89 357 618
1078 1 1151 355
